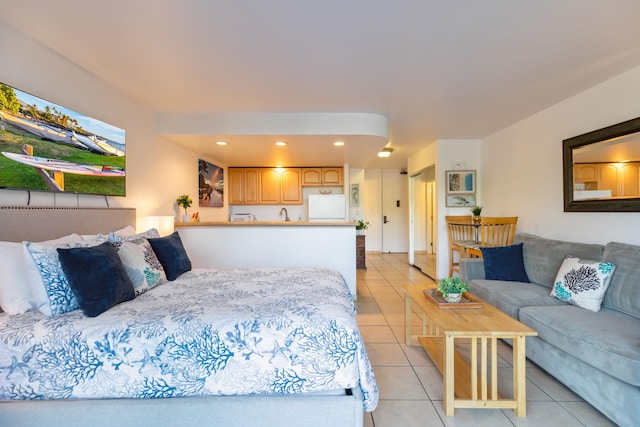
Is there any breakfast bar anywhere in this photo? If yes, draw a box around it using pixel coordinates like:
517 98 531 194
176 221 358 298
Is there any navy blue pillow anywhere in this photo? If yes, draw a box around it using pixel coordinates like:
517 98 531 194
148 232 192 281
480 243 530 282
57 242 135 317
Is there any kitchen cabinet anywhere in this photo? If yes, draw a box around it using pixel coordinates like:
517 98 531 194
574 163 640 197
301 167 343 186
228 168 259 205
229 167 301 205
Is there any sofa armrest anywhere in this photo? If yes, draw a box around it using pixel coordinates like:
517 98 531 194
459 258 486 281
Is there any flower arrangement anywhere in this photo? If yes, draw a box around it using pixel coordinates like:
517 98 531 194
437 277 470 297
176 195 193 215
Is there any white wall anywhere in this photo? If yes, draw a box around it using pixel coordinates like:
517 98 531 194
482 65 640 245
0 22 229 225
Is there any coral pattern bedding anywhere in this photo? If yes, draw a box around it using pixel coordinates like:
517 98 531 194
0 267 378 411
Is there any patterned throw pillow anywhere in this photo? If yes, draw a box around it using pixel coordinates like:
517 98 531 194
110 238 167 295
24 239 103 316
550 256 616 312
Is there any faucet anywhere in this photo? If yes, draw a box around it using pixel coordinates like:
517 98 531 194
279 207 290 221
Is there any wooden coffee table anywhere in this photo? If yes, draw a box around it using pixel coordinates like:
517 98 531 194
403 284 537 417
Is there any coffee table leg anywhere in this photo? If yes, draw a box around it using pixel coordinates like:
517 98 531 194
513 335 527 417
444 334 455 416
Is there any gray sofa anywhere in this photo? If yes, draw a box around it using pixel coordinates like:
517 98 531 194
459 233 640 427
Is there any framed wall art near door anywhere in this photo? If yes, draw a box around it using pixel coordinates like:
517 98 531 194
445 170 475 194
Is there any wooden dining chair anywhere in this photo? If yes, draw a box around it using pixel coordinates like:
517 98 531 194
446 215 476 277
465 216 518 258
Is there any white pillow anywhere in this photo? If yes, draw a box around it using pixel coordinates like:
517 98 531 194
108 228 159 242
22 234 84 316
551 256 616 312
0 241 33 314
80 225 135 241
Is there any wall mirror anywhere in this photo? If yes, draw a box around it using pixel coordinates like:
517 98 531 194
563 116 640 212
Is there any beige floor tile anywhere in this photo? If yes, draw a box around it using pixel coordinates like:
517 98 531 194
372 400 444 427
366 342 410 366
502 401 587 426
359 325 397 343
356 313 388 326
433 403 514 426
558 402 616 427
372 366 428 400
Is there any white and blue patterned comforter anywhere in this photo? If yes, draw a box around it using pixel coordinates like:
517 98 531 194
0 268 378 411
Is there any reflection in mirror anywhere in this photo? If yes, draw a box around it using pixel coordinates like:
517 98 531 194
563 116 640 212
410 167 436 278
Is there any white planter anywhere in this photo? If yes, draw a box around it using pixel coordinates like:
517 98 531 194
445 293 462 303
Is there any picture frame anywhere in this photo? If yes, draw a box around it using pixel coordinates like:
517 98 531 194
350 183 360 207
199 159 224 207
446 194 477 207
445 170 475 194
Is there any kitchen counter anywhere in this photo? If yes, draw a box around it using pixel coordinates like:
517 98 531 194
175 221 357 227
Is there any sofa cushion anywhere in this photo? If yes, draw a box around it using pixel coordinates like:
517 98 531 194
481 243 529 282
513 233 604 289
519 305 640 386
550 256 616 312
601 242 640 319
467 279 565 319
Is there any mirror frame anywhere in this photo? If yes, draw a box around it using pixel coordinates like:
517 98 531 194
563 116 640 212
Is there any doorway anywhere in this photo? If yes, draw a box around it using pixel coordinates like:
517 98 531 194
381 170 409 253
410 167 436 278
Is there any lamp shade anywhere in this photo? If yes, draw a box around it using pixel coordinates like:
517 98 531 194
140 216 175 236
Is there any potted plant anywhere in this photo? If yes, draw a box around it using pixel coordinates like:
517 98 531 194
176 195 193 222
470 206 483 224
356 219 370 235
437 277 470 303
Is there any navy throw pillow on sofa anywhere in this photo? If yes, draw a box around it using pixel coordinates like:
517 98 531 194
480 243 530 282
148 232 192 281
57 241 135 317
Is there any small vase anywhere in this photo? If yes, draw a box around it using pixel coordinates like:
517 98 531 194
183 214 189 223
445 293 462 303
472 215 481 224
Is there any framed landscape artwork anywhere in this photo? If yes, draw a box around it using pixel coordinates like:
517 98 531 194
445 170 475 194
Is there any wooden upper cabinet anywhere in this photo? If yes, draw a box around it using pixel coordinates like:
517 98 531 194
259 168 281 204
281 168 302 204
228 168 244 205
243 168 260 204
321 168 343 185
301 167 343 186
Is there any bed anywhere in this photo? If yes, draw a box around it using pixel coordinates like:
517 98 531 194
0 206 377 427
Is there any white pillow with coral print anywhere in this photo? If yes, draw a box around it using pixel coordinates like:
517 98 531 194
551 256 616 312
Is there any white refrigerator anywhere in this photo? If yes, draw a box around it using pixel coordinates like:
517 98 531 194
308 195 346 221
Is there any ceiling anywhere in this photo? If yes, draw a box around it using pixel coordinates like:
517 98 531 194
4 1 640 169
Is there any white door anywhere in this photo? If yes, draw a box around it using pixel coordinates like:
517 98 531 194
382 170 409 253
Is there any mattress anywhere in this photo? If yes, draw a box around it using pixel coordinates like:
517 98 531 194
0 267 378 411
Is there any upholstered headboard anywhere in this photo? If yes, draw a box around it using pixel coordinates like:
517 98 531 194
0 206 136 242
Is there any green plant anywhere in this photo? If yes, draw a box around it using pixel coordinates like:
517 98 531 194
437 277 469 297
176 195 193 211
356 219 370 230
470 206 483 216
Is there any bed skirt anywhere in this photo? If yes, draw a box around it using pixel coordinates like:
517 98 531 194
0 387 365 427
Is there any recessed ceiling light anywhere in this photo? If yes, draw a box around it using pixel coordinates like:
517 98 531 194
334 141 344 146
216 141 228 146
275 141 287 146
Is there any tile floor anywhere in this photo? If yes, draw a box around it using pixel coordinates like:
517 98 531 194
355 253 616 427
